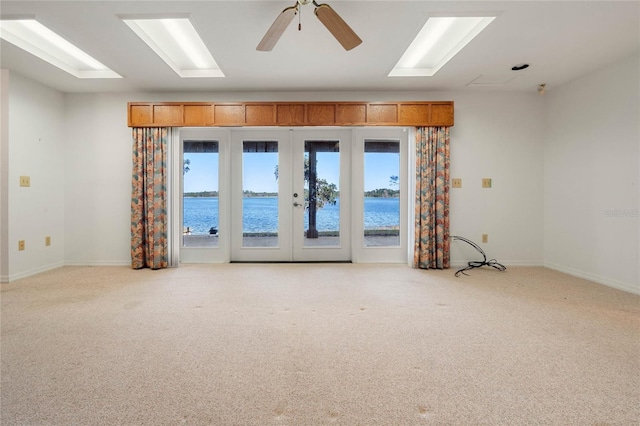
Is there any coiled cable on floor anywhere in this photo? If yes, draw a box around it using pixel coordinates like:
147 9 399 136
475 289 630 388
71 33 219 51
451 235 506 277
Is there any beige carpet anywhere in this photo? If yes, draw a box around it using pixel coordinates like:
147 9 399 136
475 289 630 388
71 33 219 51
1 264 639 425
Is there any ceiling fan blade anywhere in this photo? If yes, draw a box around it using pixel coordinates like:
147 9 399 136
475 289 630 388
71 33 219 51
314 3 362 51
257 5 298 51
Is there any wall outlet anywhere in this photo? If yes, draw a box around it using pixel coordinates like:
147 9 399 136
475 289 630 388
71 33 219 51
45 236 51 246
482 234 488 243
19 176 30 187
18 240 25 251
482 178 492 188
452 178 462 188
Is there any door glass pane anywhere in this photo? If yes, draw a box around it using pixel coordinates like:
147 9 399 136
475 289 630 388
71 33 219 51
304 140 340 247
364 140 400 247
183 141 219 248
243 141 279 248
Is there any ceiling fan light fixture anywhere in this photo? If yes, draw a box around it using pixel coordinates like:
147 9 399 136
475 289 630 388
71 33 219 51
389 15 496 77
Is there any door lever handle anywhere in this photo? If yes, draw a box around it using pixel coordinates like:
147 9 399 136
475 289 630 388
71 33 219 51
293 202 304 207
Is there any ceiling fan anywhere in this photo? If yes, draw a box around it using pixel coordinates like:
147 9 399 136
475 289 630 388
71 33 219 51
257 0 362 51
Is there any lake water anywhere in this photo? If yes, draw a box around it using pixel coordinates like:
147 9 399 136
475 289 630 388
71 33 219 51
183 197 399 234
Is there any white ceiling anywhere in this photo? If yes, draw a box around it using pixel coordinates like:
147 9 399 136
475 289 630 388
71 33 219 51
1 0 638 94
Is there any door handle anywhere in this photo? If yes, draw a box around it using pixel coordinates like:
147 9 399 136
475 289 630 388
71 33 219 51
293 202 304 207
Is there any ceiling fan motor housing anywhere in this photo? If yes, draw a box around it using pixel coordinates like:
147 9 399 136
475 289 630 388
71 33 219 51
257 0 361 51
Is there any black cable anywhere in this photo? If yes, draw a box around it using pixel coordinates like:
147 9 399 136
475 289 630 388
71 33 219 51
451 235 506 277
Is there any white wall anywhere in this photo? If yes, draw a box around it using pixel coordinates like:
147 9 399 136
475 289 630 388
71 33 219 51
63 94 133 265
1 70 9 281
62 90 545 267
443 91 545 266
4 71 65 281
544 53 640 294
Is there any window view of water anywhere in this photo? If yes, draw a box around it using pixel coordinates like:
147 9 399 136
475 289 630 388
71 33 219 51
182 136 401 249
183 196 400 235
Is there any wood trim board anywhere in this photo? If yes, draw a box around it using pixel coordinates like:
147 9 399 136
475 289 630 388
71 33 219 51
128 101 454 127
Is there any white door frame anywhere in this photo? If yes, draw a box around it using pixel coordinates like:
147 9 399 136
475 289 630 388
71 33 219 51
291 129 352 262
171 127 410 264
351 127 409 263
230 129 293 262
176 128 231 264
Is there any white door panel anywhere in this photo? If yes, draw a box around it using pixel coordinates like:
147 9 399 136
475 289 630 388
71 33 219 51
178 128 230 263
291 129 351 262
174 127 408 264
230 129 292 262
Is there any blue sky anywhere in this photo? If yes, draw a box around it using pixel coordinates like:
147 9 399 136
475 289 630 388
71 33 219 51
183 153 219 193
183 152 399 193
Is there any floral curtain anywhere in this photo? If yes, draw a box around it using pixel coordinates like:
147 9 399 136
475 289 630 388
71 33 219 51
131 127 168 270
414 126 450 269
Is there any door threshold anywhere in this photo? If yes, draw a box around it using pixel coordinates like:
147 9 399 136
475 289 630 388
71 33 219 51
230 260 352 264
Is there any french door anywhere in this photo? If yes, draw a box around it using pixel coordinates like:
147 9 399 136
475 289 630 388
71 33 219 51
175 127 407 264
230 129 351 262
176 128 230 264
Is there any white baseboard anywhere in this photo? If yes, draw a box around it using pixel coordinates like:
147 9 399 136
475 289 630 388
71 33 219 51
544 262 640 295
1 261 131 283
63 260 130 267
2 261 64 283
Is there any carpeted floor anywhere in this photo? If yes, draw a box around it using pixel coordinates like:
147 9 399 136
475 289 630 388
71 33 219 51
1 264 639 425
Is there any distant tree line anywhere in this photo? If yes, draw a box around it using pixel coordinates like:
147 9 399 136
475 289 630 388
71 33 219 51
365 188 400 198
184 191 283 197
185 189 398 198
243 191 278 197
184 191 218 197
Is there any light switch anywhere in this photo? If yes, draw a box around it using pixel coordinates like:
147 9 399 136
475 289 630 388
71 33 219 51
19 176 30 187
482 178 492 188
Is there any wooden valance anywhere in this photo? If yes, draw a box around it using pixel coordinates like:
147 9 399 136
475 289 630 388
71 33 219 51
128 101 454 128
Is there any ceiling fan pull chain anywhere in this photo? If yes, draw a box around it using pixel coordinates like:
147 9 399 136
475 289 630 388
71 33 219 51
298 5 302 31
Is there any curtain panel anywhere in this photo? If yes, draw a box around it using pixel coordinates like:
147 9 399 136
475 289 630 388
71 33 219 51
131 127 169 270
414 126 450 269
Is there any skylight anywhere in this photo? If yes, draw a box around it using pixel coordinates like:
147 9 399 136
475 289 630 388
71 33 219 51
0 19 121 78
389 16 495 77
122 17 224 78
